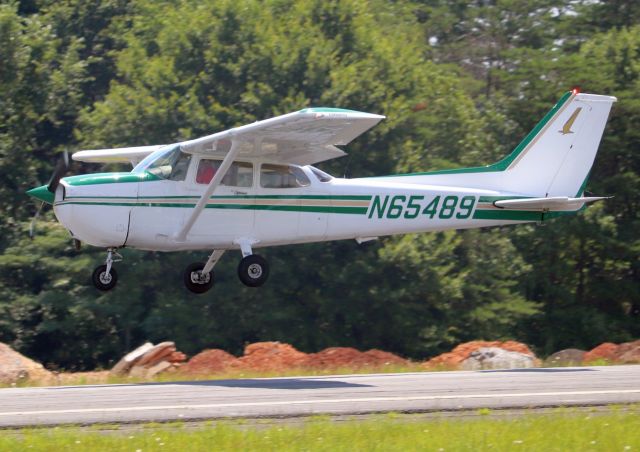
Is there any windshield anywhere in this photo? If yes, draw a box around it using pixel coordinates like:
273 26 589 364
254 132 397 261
309 166 334 182
133 145 191 181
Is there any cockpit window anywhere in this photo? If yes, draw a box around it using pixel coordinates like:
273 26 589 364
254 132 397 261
260 164 310 188
133 145 191 181
309 166 333 182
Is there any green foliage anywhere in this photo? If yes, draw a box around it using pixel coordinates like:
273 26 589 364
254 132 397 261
0 0 637 369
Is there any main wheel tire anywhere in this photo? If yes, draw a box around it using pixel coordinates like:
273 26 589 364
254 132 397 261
184 262 214 294
92 265 118 291
237 254 269 287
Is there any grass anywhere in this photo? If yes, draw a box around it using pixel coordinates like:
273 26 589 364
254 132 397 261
0 408 638 451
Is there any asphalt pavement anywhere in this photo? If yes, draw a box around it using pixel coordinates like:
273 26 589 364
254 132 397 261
0 365 639 427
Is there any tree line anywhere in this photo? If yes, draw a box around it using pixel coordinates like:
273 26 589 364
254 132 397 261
0 0 638 370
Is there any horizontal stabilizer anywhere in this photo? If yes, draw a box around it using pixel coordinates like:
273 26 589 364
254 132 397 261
494 196 608 211
72 145 165 167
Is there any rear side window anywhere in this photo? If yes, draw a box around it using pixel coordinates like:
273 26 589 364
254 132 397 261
260 164 310 188
196 160 253 187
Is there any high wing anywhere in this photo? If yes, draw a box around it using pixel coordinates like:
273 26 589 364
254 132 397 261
71 108 384 167
72 145 165 166
179 107 385 164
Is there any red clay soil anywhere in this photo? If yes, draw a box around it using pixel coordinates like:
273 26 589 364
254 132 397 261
181 342 410 375
237 342 309 371
583 340 640 364
583 342 620 363
423 340 536 369
307 347 409 369
180 349 239 375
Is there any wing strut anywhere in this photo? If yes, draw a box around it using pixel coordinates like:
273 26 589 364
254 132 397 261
174 140 241 242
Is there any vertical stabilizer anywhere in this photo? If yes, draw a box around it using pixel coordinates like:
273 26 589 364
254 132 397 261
503 92 616 197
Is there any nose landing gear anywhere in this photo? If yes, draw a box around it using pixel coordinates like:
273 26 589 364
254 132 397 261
92 248 121 291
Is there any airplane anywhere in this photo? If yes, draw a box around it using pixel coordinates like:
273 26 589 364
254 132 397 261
27 90 616 293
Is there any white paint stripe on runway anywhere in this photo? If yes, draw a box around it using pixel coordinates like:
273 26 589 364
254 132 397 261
2 389 639 417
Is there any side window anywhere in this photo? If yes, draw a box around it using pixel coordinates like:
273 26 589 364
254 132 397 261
196 160 253 187
260 164 310 188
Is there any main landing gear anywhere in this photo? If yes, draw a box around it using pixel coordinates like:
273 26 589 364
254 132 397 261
92 248 121 291
91 244 269 294
183 241 269 294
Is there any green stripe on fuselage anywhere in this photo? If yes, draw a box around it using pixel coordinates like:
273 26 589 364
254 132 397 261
63 172 160 186
55 200 367 215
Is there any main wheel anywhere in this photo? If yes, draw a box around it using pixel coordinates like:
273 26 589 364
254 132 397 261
237 254 269 287
92 265 118 291
184 262 214 294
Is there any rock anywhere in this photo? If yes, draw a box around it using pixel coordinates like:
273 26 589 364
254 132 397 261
423 340 537 370
111 342 186 378
545 349 586 366
167 351 188 363
144 361 172 378
110 342 154 376
128 364 148 379
0 343 53 384
583 343 620 363
136 342 176 367
461 347 537 370
615 340 640 363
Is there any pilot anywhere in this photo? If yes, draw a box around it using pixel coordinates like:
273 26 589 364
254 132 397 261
196 159 216 184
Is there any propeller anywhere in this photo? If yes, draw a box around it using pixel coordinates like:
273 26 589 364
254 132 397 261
29 150 71 239
47 150 70 194
28 201 45 239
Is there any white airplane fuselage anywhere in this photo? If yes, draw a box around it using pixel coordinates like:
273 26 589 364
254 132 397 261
52 160 566 253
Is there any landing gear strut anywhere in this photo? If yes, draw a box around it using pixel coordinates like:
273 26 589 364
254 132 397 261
92 248 121 291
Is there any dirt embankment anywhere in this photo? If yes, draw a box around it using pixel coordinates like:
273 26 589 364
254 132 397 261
3 338 640 385
181 342 411 375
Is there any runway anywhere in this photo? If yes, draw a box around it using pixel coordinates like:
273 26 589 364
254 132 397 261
0 365 639 428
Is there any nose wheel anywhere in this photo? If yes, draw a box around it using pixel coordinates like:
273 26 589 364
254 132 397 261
237 254 269 287
92 248 121 291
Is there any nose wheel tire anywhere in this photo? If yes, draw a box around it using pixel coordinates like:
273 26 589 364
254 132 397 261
238 254 269 287
184 262 214 294
92 265 118 291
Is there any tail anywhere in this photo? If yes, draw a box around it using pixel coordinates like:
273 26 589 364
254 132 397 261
501 91 616 197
